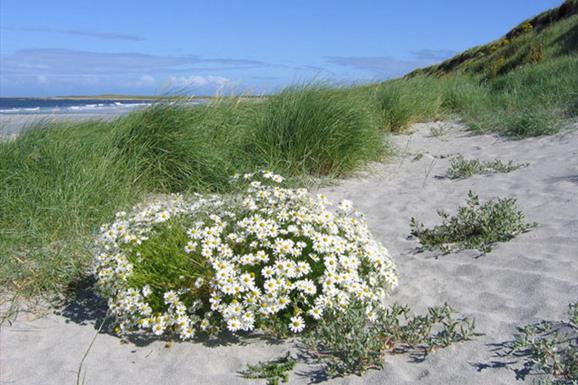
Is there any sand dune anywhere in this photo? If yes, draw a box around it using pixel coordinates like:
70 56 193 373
1 121 577 384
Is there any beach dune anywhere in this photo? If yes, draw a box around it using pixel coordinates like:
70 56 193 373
1 121 577 384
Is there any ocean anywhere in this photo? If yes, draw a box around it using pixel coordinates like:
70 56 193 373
0 97 209 136
0 97 155 115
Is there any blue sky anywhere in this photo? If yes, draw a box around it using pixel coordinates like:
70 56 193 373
0 0 563 96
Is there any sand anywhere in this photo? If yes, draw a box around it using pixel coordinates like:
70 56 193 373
0 112 125 138
1 121 577 385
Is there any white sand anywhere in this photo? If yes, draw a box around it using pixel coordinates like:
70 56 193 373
2 121 577 384
0 113 123 138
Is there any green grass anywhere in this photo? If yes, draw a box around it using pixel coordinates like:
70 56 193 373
1 2 577 302
369 54 578 136
245 85 384 175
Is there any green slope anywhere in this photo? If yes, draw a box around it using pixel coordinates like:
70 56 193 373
407 0 578 79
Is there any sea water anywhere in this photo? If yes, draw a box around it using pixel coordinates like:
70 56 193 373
0 97 154 115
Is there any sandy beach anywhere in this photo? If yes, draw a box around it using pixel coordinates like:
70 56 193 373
1 120 577 385
0 112 127 138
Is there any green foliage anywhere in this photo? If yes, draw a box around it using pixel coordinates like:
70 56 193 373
0 120 142 297
502 107 560 137
499 303 578 385
372 77 442 132
113 101 244 192
240 353 296 385
410 191 536 254
245 84 384 176
447 157 528 179
302 302 476 378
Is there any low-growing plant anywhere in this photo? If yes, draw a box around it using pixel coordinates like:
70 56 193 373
497 303 578 385
240 353 296 385
429 126 447 138
94 171 398 340
447 156 529 179
410 191 536 254
301 302 476 377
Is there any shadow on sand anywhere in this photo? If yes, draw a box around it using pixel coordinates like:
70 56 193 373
55 275 284 349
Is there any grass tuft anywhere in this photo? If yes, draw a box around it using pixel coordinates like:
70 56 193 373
246 84 384 176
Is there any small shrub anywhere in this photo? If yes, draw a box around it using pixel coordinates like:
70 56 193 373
447 156 528 179
410 191 536 254
528 42 545 64
302 302 476 377
94 171 398 340
240 353 296 385
498 303 578 385
490 57 507 80
430 126 447 138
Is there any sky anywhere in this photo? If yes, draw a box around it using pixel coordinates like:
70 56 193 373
0 0 564 97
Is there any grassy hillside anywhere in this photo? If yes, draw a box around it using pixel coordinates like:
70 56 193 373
407 0 578 79
1 2 577 300
371 0 578 136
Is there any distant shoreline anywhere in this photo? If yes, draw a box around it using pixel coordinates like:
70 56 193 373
0 112 124 137
0 95 266 101
1 95 191 101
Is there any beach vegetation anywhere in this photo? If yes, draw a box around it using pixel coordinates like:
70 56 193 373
302 302 476 377
498 303 578 385
447 157 529 179
410 191 536 254
94 171 398 339
0 88 386 300
240 353 296 385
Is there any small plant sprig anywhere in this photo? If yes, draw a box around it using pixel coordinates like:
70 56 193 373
498 303 578 385
429 126 447 138
447 156 528 179
302 302 477 378
410 191 536 254
240 353 296 385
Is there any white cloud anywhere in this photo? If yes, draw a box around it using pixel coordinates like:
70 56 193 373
127 74 156 87
36 75 48 84
165 75 232 88
0 49 266 76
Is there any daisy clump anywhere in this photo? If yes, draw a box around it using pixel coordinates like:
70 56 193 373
94 170 398 340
